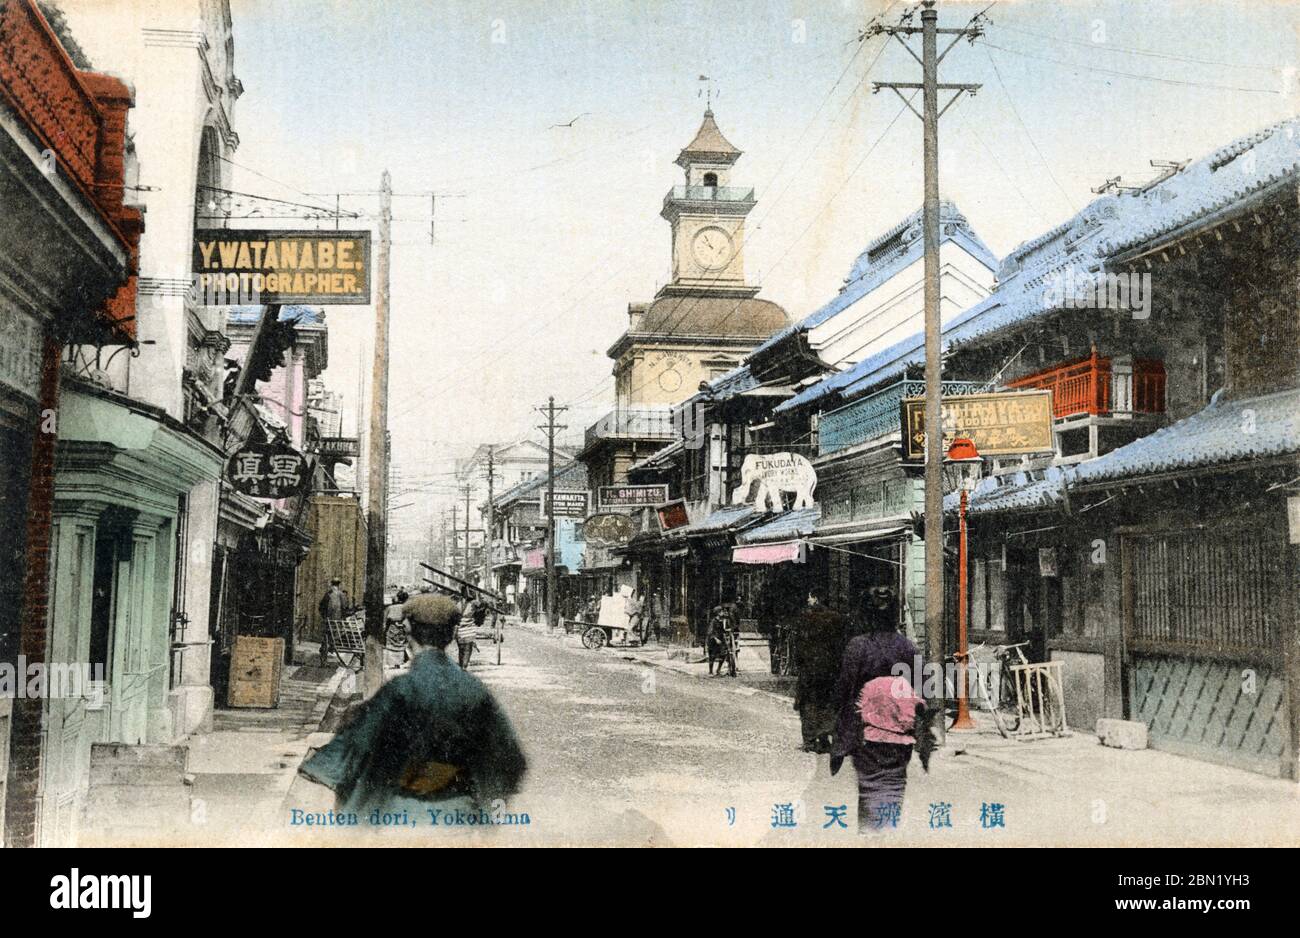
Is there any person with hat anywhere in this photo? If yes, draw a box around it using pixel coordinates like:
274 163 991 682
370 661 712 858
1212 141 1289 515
299 592 527 819
318 576 352 666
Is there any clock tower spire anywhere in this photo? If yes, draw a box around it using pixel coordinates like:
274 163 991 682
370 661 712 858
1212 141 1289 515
659 109 759 299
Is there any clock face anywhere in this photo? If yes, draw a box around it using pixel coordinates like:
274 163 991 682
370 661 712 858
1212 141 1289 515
657 368 682 392
691 226 733 270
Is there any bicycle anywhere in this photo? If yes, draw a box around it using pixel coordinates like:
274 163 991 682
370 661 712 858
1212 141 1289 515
944 641 1030 738
768 623 794 676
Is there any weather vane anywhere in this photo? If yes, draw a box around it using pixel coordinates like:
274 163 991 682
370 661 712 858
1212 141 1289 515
697 74 717 110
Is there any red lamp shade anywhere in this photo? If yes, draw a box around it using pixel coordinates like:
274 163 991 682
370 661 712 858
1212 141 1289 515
946 437 981 461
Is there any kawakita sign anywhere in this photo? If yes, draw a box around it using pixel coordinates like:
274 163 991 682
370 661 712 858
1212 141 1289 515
544 490 590 519
901 390 1054 461
193 230 371 305
226 441 311 499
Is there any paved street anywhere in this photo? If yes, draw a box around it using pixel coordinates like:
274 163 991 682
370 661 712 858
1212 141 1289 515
272 623 1300 847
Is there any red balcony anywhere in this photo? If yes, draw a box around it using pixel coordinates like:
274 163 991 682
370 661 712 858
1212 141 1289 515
1006 349 1166 420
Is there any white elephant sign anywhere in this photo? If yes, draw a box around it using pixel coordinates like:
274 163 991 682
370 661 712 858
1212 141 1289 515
731 452 817 512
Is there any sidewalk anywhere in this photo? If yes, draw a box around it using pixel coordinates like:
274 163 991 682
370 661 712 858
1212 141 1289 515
182 642 352 845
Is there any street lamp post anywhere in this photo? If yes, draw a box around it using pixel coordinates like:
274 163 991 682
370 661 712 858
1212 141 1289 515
945 437 982 732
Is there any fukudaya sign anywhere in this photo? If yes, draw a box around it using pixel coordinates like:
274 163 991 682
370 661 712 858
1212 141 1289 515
901 390 1054 461
226 441 311 499
731 452 817 512
193 230 372 305
598 484 669 508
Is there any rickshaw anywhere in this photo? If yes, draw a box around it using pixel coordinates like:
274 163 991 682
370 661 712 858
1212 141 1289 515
324 613 367 671
579 592 646 650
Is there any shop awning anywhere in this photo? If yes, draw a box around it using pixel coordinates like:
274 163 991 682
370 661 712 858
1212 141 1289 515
735 506 820 545
732 540 806 565
808 522 907 546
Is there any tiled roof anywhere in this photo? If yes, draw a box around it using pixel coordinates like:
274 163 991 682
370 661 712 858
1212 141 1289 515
943 470 1068 516
1098 119 1300 256
752 202 996 360
497 460 588 505
704 363 762 399
778 117 1300 415
668 504 758 538
935 388 1300 513
736 506 821 544
1072 388 1300 486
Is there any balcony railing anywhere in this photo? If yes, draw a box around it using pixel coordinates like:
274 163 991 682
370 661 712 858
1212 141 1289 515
1006 350 1166 420
819 379 986 456
665 185 755 203
585 406 678 447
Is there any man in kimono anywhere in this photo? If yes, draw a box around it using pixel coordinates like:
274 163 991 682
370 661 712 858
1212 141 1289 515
792 588 846 752
299 593 527 821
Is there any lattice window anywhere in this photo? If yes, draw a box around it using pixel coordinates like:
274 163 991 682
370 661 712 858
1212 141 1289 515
1128 527 1282 652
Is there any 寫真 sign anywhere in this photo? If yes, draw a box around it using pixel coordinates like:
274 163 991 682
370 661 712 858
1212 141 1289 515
901 390 1054 461
226 441 311 499
598 484 669 508
193 230 371 304
544 490 590 519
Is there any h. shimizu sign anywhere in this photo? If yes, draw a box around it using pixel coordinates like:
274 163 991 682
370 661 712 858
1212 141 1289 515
901 390 1054 461
192 229 371 305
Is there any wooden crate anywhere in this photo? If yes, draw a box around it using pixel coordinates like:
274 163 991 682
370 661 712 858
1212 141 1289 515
228 636 284 708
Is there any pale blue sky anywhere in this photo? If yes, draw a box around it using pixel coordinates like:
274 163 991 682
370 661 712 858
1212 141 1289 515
224 0 1299 511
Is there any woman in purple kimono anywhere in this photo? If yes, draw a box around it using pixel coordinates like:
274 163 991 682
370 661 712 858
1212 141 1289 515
829 586 933 833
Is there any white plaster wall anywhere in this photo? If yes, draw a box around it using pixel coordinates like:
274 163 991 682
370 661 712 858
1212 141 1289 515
809 242 996 370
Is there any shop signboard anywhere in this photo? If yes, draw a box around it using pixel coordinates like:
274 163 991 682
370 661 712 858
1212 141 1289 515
193 229 371 305
598 484 669 509
901 390 1054 461
226 441 311 499
656 499 690 532
544 490 590 519
583 512 636 548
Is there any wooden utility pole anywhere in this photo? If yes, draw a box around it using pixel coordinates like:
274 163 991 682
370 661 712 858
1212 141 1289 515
536 396 568 630
873 1 981 743
449 503 458 572
482 446 495 589
362 170 392 698
483 446 502 663
462 483 472 581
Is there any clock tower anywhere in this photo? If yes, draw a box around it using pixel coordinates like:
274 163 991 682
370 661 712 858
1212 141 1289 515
599 108 789 420
659 110 759 299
